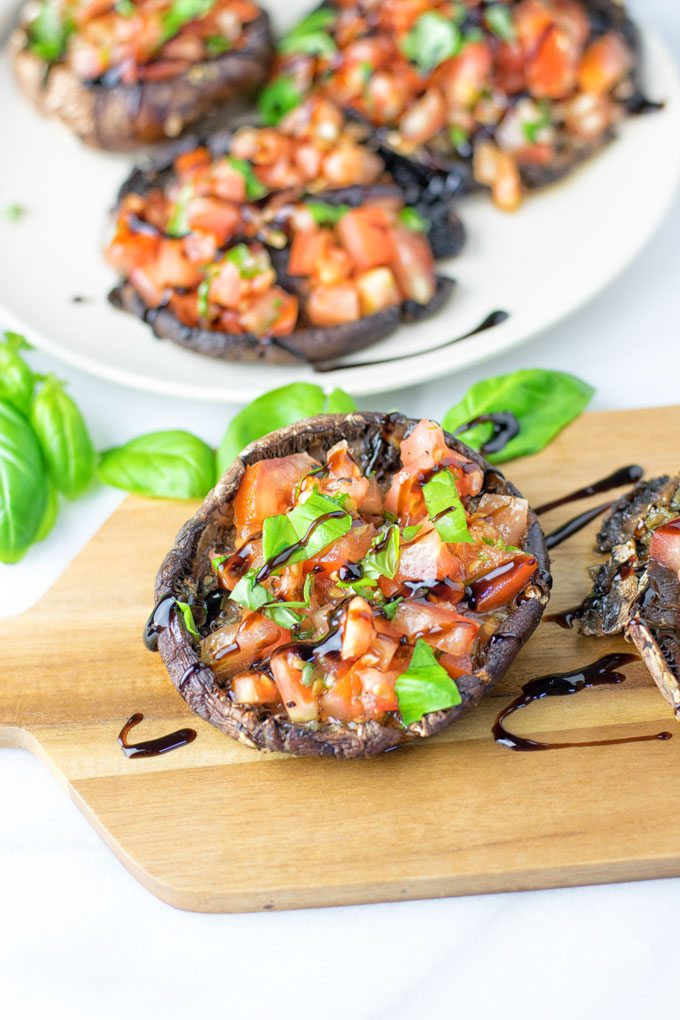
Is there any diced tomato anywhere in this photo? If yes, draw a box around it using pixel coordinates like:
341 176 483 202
233 453 319 543
362 631 400 672
527 27 578 99
554 0 590 50
437 42 492 109
475 495 529 548
495 40 528 94
106 221 160 275
469 555 539 612
365 72 410 123
182 230 218 264
289 229 332 277
186 198 241 246
208 158 249 203
400 419 450 472
152 239 203 288
320 669 364 723
473 140 523 212
514 0 553 49
168 292 200 328
175 147 212 178
294 143 324 181
439 652 473 681
321 144 384 187
231 673 281 705
399 88 447 146
306 284 361 327
209 260 242 309
395 525 459 585
649 518 680 576
241 288 299 338
390 227 436 305
384 469 427 523
341 597 376 661
392 601 480 658
202 611 289 680
308 522 377 577
563 92 616 141
337 206 396 272
129 266 166 308
357 666 399 719
271 650 319 723
316 246 354 287
355 267 402 316
577 33 633 95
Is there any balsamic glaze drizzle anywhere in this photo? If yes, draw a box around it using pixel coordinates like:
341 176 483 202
314 310 510 373
255 510 348 582
118 713 197 759
143 594 176 652
493 654 672 751
452 412 520 457
535 465 643 515
544 501 613 551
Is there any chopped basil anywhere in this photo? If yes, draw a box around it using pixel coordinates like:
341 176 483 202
422 469 473 544
306 200 351 226
230 564 313 630
162 0 216 43
522 101 552 143
398 208 429 233
301 661 316 687
400 12 462 74
485 4 516 42
395 639 462 725
4 204 26 223
197 278 211 319
28 0 72 63
401 524 422 543
266 605 302 629
230 569 270 611
205 34 232 56
362 525 400 581
212 553 228 572
227 157 268 201
225 243 268 278
258 76 303 126
176 600 200 639
262 491 352 569
382 598 403 621
166 184 193 237
279 9 337 60
449 124 469 150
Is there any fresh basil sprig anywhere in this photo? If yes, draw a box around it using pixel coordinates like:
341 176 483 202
443 369 595 464
0 399 48 563
98 431 216 500
258 76 303 126
485 4 516 42
30 375 96 500
279 8 337 59
400 12 462 74
306 201 351 226
0 332 35 414
217 382 355 475
262 491 351 566
422 469 473 544
28 0 72 62
395 639 463 725
230 568 313 629
227 159 269 201
176 600 200 639
162 0 216 43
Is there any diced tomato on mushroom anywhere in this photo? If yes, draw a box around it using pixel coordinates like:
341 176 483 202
271 650 320 723
289 229 333 277
474 494 529 548
341 597 376 660
320 669 364 723
308 522 377 578
233 453 319 542
469 555 539 612
392 601 480 658
202 611 289 680
577 32 633 95
337 206 397 273
232 673 281 705
186 197 241 246
649 518 680 577
240 288 299 338
393 524 459 586
306 284 361 327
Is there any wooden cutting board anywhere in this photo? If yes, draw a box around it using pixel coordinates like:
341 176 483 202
2 405 679 913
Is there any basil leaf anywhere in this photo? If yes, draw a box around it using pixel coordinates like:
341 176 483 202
395 639 462 725
0 332 35 414
205 34 231 55
166 184 194 237
229 568 308 629
217 382 356 474
305 200 351 226
522 101 552 144
230 569 270 611
225 242 268 277
361 525 400 580
35 479 59 544
258 76 302 126
0 399 48 563
227 158 268 201
5 205 25 222
401 524 422 543
262 491 351 566
176 600 200 638
423 469 473 544
382 598 402 621
30 375 96 500
265 605 302 629
401 13 462 74
485 4 516 41
115 0 136 16
398 208 429 233
443 369 595 464
98 430 215 499
265 572 314 610
162 0 215 42
28 0 72 62
279 8 336 58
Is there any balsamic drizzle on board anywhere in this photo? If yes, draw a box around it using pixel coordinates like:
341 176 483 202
118 713 197 759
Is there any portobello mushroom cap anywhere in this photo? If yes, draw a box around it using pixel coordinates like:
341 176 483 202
153 412 552 758
10 10 274 151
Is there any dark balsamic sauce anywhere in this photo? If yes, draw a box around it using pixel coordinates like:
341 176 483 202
118 713 197 759
314 310 510 373
628 94 665 115
544 501 613 551
545 607 581 629
535 465 643 515
256 511 348 582
493 654 673 751
452 412 520 457
143 594 176 652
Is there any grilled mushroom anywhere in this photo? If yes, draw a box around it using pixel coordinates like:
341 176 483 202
150 413 551 758
11 0 274 151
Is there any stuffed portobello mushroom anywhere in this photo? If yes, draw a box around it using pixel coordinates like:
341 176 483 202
11 0 274 150
264 0 649 211
571 474 680 721
149 413 551 758
106 98 458 364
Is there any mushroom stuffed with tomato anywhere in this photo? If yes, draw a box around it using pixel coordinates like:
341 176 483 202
265 0 649 211
106 98 457 363
150 413 551 758
11 0 274 150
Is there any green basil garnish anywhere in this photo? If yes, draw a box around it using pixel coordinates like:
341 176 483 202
262 490 351 567
382 598 403 621
485 4 516 42
422 469 473 544
0 332 35 415
305 200 351 226
216 382 355 475
400 524 422 543
522 101 552 144
400 12 462 74
227 158 268 201
98 430 216 500
166 184 194 238
258 76 303 126
443 369 595 464
176 600 200 639
398 208 429 233
279 9 337 59
0 399 48 563
224 243 268 277
395 639 463 725
361 525 400 581
28 0 72 62
230 569 312 629
162 0 216 43
30 375 96 501
5 204 25 223
205 34 232 56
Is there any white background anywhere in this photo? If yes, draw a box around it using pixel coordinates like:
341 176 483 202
2 1 680 1017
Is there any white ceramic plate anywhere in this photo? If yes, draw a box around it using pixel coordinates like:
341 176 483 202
0 7 679 403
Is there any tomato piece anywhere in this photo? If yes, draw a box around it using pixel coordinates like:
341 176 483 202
321 144 383 187
393 601 480 658
288 229 332 278
355 267 402 316
271 651 319 723
208 159 249 203
231 673 281 705
186 198 241 246
209 260 242 309
167 292 200 328
341 597 376 661
233 453 319 542
439 652 473 681
358 666 399 719
514 0 553 49
475 495 529 548
399 88 447 146
469 556 539 612
337 206 396 272
396 525 459 585
306 284 361 327
320 669 364 723
527 27 578 99
390 227 436 305
400 419 450 472
577 33 633 95
308 522 377 578
202 611 289 680
151 239 203 288
106 221 159 275
649 518 680 576
437 43 492 109
240 288 299 338
175 147 211 178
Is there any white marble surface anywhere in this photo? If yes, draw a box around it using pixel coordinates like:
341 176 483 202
2 1 680 1016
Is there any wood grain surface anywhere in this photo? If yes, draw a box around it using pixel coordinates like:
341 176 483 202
1 406 679 913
